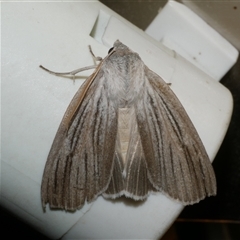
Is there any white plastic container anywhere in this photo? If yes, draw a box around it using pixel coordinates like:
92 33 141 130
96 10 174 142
145 0 238 81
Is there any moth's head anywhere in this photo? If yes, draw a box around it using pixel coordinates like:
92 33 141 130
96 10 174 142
106 40 140 62
112 40 129 51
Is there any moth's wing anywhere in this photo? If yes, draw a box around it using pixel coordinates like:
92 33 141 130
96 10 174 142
103 114 155 200
124 124 157 200
41 67 118 211
135 67 216 205
102 138 125 198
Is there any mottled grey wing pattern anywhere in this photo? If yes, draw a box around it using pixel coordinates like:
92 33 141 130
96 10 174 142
41 68 118 211
135 67 216 205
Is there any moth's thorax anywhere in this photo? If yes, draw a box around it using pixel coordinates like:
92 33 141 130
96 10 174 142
103 51 145 108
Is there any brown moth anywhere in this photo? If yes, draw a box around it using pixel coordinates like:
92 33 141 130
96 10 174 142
41 40 216 211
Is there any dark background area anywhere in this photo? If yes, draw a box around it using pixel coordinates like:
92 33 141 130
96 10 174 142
2 1 239 239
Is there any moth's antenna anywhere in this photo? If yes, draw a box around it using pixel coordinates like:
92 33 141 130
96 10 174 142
40 45 102 77
39 65 97 76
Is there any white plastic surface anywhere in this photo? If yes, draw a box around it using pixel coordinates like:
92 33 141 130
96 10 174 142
145 0 239 81
2 1 233 240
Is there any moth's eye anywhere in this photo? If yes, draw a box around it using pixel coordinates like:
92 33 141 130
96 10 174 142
108 47 114 54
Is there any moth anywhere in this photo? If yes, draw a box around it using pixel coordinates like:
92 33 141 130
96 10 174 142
41 40 216 211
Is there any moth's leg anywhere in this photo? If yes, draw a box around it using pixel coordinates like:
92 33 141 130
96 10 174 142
88 45 102 63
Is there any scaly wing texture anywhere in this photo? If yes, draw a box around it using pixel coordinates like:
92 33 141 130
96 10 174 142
104 112 155 200
123 113 156 199
103 142 125 198
41 69 118 211
135 67 216 205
